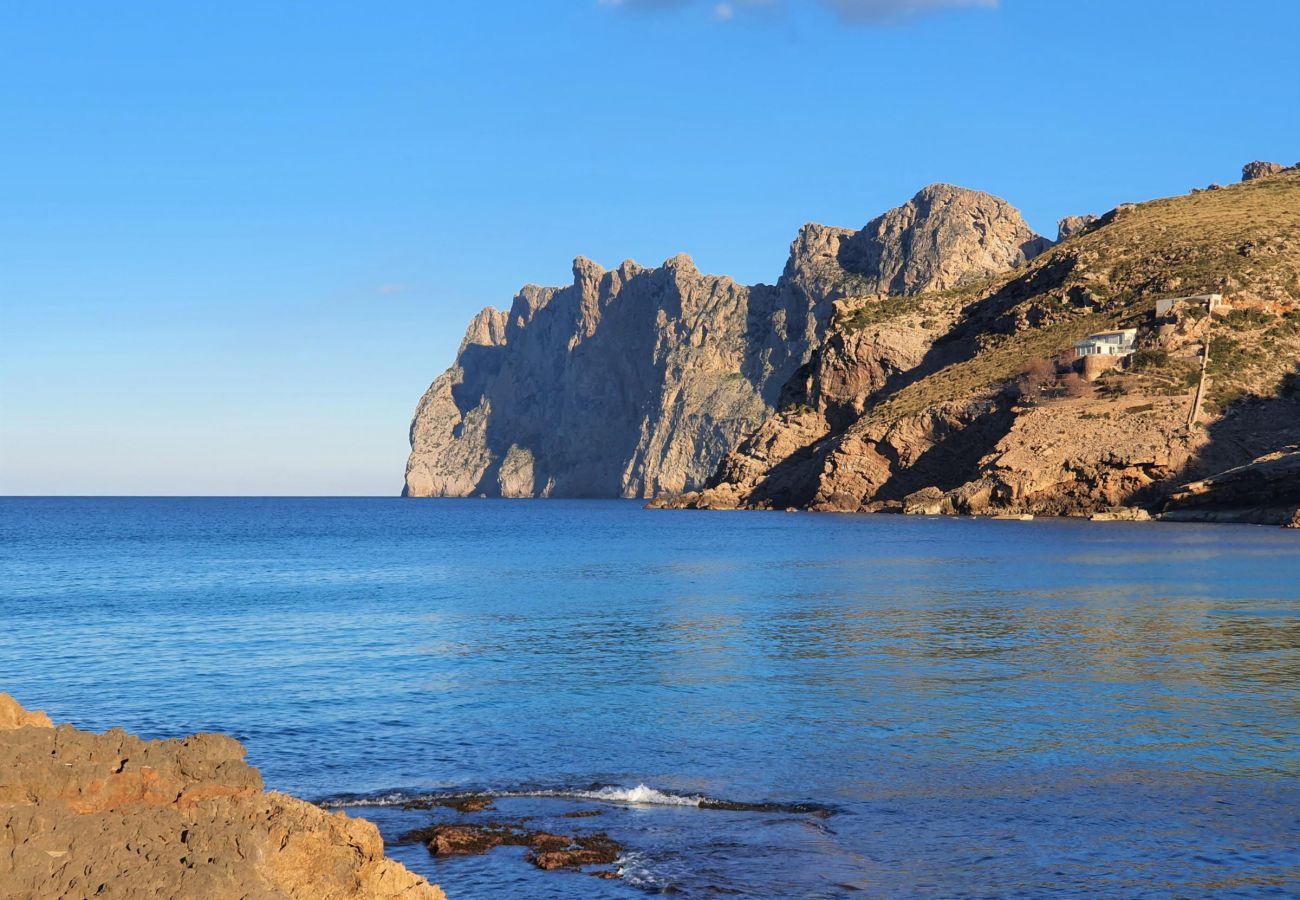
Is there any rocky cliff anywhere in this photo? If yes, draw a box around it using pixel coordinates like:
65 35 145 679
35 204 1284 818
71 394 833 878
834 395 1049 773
405 185 1049 498
1163 447 1300 527
664 166 1300 524
0 693 443 899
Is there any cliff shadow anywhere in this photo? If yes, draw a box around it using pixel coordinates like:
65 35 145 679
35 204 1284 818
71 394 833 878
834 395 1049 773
871 400 1017 502
450 344 507 426
1128 364 1300 511
465 280 671 497
1191 377 1300 476
740 283 824 406
860 254 1083 412
731 432 836 510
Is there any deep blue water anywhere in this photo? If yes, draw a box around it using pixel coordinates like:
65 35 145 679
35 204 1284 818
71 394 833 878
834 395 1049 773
2 498 1298 897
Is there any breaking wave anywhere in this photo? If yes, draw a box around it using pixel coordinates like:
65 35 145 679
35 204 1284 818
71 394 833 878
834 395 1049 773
321 782 835 816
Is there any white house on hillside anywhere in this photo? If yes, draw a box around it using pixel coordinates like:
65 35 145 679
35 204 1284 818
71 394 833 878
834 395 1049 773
1073 328 1138 358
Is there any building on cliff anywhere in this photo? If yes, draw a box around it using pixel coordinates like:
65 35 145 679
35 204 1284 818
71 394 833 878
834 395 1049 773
1074 328 1138 358
1155 293 1223 318
1074 328 1138 380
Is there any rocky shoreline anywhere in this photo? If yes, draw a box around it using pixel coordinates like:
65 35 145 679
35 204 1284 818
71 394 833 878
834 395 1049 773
0 694 443 899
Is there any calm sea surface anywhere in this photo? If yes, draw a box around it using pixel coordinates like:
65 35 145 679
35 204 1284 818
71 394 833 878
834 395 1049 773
2 498 1298 897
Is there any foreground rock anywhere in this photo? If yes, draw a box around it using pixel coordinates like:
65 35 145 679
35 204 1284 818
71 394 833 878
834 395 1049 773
405 184 1049 499
0 693 443 900
400 822 620 875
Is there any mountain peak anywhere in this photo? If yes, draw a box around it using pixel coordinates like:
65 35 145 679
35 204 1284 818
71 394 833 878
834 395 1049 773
838 183 1049 295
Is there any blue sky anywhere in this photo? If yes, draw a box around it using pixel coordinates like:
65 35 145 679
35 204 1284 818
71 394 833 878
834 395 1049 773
2 0 1297 495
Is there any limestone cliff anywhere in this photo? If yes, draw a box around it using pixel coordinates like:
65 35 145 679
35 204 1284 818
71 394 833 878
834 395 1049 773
666 167 1300 524
0 693 443 900
405 185 1048 498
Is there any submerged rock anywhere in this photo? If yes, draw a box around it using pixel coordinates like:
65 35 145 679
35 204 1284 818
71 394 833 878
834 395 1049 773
403 794 495 813
0 693 443 900
530 836 621 871
401 821 621 874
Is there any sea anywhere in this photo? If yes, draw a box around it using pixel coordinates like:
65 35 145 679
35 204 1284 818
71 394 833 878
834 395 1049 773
2 497 1298 897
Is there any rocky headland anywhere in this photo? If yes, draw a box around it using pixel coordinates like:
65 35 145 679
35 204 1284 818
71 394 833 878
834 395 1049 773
0 693 443 899
409 162 1300 526
667 164 1300 525
405 184 1050 498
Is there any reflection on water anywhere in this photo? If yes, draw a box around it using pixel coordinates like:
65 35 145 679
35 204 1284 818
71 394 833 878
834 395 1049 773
2 498 1298 896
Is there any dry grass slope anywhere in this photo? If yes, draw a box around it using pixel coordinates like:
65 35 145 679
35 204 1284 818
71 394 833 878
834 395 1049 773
857 170 1300 423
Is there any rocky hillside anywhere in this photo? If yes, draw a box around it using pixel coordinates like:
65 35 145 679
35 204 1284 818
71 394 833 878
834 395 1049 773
0 693 443 899
664 164 1300 525
405 185 1048 498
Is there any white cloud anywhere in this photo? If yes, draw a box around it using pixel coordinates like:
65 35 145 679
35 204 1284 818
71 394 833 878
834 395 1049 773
598 0 1000 24
819 0 998 23
597 0 692 7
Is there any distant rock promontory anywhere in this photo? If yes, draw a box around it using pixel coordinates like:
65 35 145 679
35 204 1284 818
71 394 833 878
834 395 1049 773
405 184 1050 498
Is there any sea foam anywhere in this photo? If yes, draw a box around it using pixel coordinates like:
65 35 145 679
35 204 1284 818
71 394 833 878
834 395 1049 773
323 783 708 809
567 783 705 806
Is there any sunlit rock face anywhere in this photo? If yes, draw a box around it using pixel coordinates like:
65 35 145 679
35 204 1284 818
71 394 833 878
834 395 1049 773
673 170 1300 522
0 693 444 900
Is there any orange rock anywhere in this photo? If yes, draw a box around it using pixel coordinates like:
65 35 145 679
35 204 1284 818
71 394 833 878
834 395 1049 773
0 692 53 730
0 694 444 899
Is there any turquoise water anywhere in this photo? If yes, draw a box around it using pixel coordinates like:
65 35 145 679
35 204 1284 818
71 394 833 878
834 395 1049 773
2 498 1298 897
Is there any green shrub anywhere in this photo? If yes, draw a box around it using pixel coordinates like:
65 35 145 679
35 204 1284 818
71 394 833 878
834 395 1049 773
1097 378 1129 398
1222 308 1272 331
1130 348 1170 371
1206 335 1264 375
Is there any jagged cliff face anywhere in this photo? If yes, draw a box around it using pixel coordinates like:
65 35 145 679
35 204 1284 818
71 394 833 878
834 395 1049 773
667 169 1300 523
405 254 819 499
406 185 1049 498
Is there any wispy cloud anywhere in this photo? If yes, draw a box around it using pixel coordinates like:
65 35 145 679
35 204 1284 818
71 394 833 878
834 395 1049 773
598 0 998 25
819 0 998 24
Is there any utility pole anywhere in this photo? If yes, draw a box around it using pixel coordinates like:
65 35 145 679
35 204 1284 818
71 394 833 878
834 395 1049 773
1188 302 1214 428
